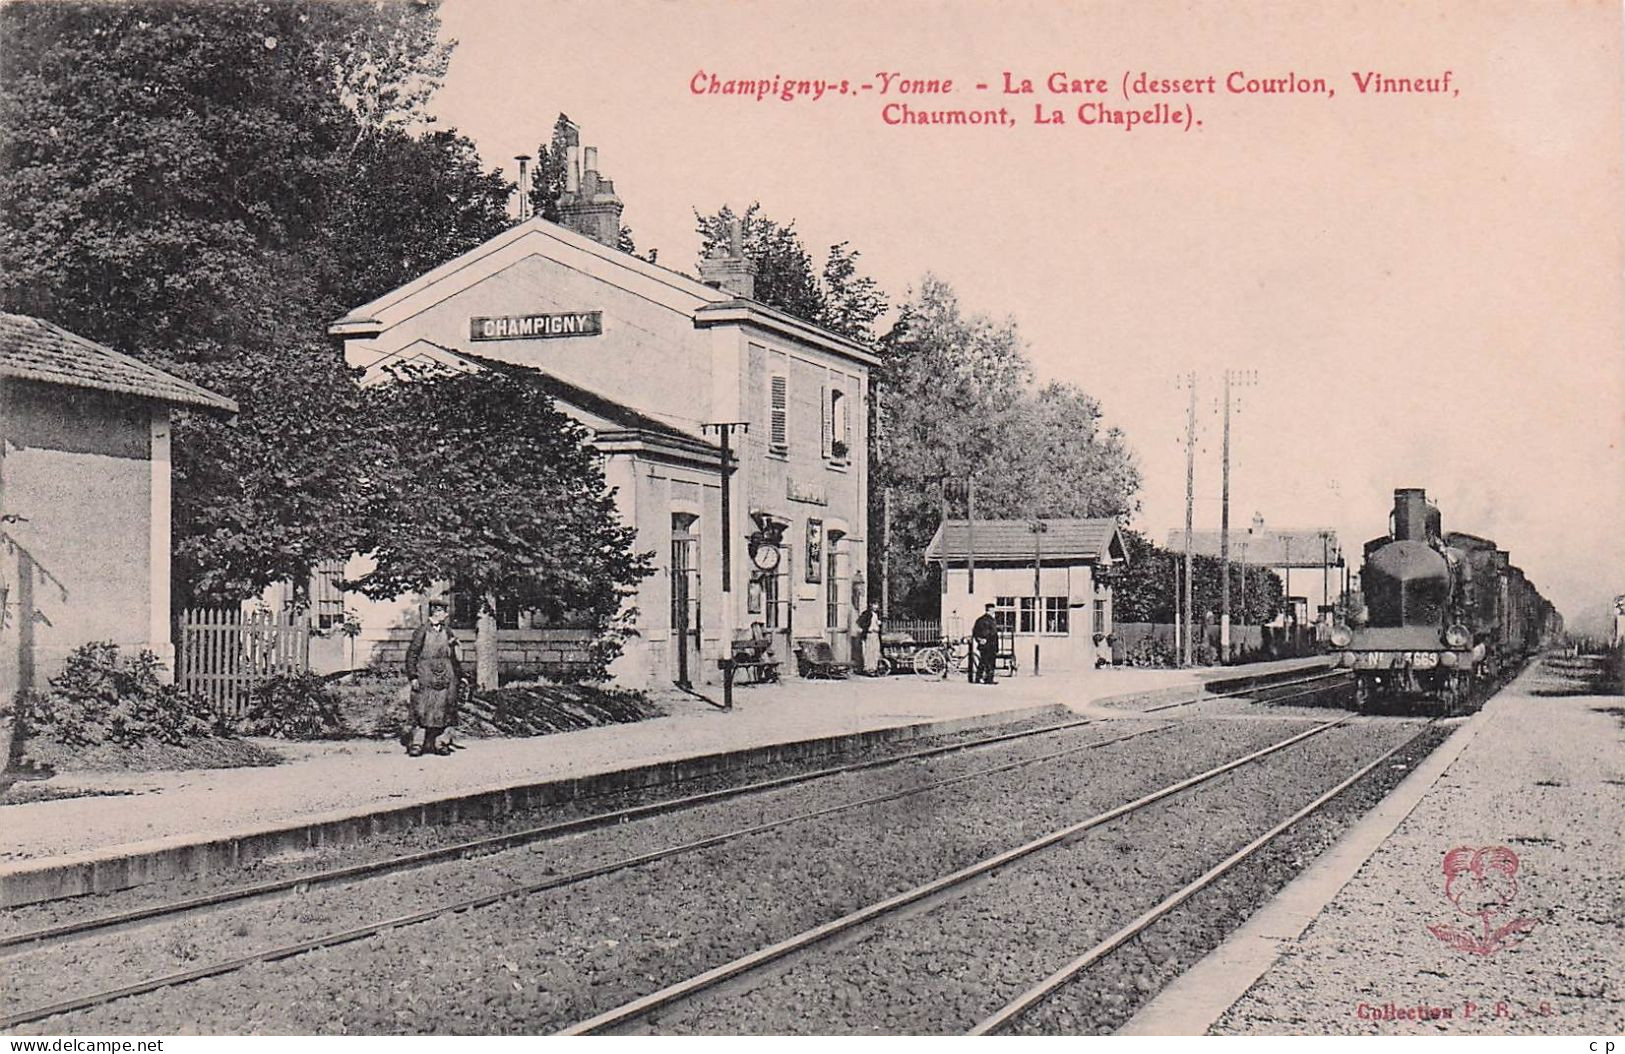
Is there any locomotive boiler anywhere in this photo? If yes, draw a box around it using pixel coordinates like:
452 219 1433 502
1329 487 1556 713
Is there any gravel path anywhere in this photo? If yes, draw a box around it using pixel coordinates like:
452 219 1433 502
6 716 1334 1034
1214 666 1625 1035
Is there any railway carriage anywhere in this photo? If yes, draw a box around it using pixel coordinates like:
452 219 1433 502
1329 488 1556 713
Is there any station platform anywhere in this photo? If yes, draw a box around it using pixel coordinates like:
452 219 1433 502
1121 658 1625 1035
0 657 1327 908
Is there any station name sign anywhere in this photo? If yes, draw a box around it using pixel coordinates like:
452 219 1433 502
470 311 602 341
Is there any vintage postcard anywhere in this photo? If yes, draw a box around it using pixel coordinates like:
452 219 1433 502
1 0 1620 1040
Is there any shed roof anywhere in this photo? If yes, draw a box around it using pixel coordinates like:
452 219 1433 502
1165 527 1341 567
0 313 236 413
925 518 1128 564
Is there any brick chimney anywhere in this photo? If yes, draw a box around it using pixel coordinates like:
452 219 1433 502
698 217 757 300
557 144 624 248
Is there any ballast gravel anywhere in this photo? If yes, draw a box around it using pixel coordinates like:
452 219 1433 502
7 715 1336 1033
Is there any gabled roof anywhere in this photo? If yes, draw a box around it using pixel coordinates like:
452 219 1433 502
925 518 1129 564
1166 527 1341 567
0 313 236 414
373 343 720 466
328 216 878 367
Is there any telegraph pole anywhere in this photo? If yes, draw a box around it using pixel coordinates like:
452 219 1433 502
881 486 892 618
1218 368 1256 663
1182 372 1196 667
966 476 977 595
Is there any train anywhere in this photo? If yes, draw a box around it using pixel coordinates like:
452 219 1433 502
1328 487 1562 712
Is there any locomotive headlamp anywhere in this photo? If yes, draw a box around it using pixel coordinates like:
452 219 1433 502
1443 624 1471 648
1329 625 1353 648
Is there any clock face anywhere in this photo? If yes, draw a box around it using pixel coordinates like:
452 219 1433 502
752 544 781 571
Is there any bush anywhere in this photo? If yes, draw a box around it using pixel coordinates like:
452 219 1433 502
19 641 218 747
1126 636 1176 668
243 672 345 738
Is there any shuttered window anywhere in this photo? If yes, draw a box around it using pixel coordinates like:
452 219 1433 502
819 381 830 458
769 374 788 452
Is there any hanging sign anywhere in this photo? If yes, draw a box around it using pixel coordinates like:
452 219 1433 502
470 311 602 341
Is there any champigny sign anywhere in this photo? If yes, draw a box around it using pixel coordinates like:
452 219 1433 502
470 311 602 341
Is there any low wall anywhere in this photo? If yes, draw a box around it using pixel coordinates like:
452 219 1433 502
361 628 597 681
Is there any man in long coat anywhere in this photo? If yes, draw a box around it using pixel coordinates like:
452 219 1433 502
404 599 462 756
971 602 999 684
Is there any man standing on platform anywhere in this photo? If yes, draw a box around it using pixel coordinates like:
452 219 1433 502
971 602 999 684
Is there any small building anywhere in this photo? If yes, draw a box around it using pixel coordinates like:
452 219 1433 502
0 314 236 700
324 144 877 688
1167 514 1343 630
924 518 1129 675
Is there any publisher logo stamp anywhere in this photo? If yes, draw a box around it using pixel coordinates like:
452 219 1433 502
1426 845 1536 957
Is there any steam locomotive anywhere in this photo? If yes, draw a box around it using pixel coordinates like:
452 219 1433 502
1329 488 1561 713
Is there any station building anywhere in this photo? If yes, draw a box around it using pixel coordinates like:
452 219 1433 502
324 149 877 689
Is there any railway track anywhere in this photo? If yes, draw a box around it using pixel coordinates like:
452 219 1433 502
1 720 1183 1029
557 714 1435 1036
555 713 1387 1035
0 664 1352 1032
1 663 1334 953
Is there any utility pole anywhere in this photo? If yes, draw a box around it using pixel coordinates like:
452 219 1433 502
1182 372 1196 667
701 421 747 712
966 476 977 595
881 486 892 618
1030 519 1048 675
1217 368 1258 664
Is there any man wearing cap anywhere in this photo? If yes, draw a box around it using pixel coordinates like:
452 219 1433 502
404 599 462 756
970 602 999 685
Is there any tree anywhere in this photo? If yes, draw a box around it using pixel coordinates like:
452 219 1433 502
871 275 1033 613
1 0 518 603
1108 530 1282 625
870 277 1147 617
1009 382 1141 520
358 368 654 683
694 204 887 342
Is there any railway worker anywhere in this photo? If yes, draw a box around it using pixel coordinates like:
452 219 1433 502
857 600 884 675
404 599 462 757
971 602 999 684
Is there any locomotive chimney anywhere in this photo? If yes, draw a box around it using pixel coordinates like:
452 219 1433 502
1392 488 1430 542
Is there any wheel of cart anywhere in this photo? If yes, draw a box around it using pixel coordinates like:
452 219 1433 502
912 643 948 679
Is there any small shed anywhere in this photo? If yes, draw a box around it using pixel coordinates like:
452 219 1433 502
0 314 236 700
924 517 1129 674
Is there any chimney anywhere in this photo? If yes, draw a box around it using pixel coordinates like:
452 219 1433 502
1392 487 1430 542
556 142 623 248
698 216 757 299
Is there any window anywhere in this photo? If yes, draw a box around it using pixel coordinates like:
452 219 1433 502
769 374 788 453
1044 597 1069 635
1094 599 1108 637
451 591 522 630
825 534 845 630
805 519 823 583
826 386 850 463
1018 597 1037 634
309 559 346 629
762 570 782 629
994 597 1017 635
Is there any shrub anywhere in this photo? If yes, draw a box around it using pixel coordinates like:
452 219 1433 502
243 672 345 738
1126 636 1176 668
19 641 217 746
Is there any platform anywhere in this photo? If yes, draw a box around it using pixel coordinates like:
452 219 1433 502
0 657 1326 907
1121 659 1625 1035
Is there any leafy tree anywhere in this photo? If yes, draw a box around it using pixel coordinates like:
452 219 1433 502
1009 382 1141 519
870 277 1147 617
0 0 517 603
871 275 1032 613
169 342 378 608
1108 530 1282 625
694 203 887 342
358 368 654 682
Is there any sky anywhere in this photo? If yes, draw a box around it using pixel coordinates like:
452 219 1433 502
426 0 1624 635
